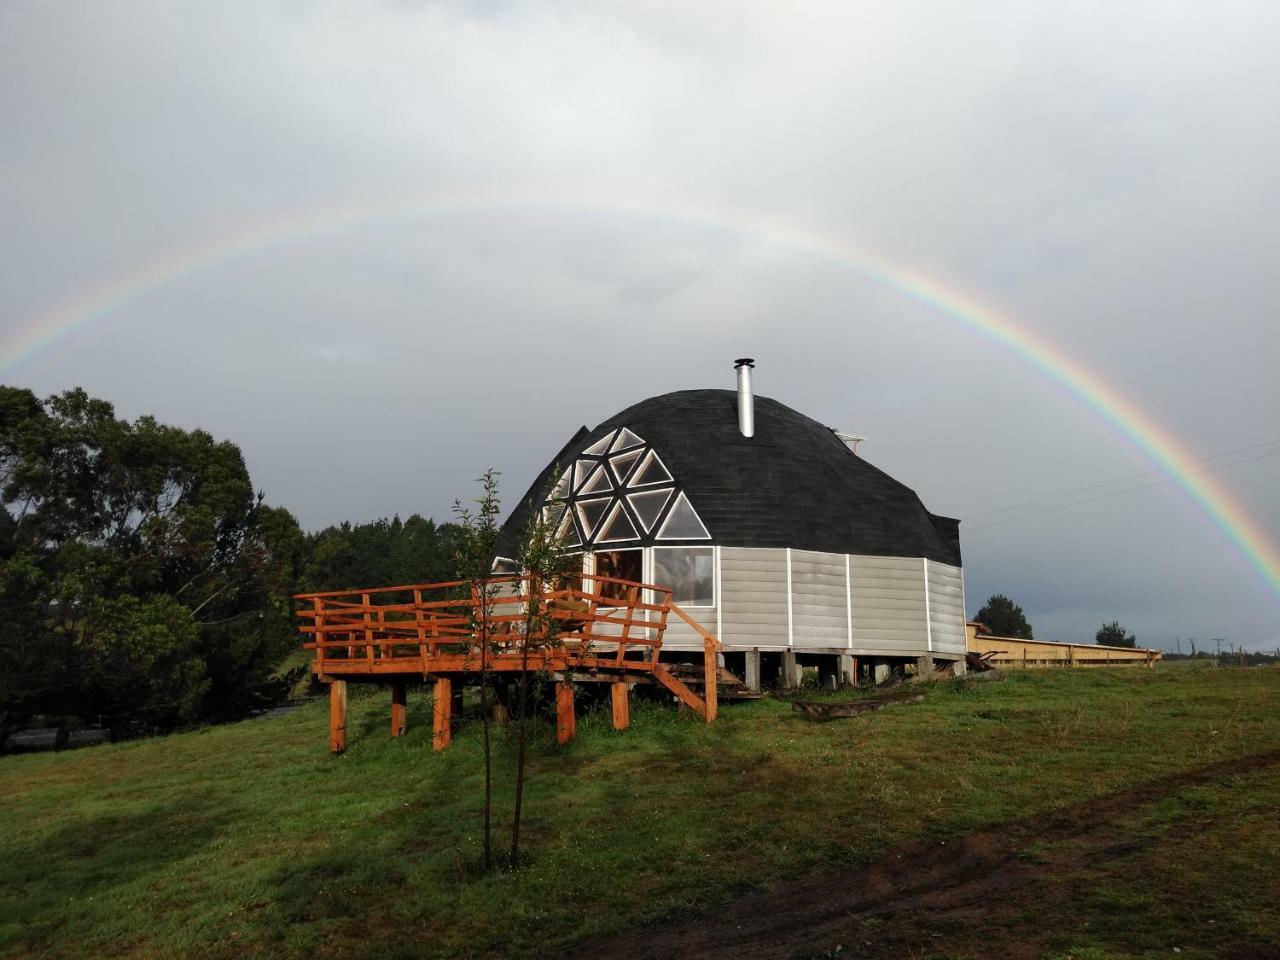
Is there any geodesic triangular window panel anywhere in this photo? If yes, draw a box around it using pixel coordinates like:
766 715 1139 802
579 465 612 496
628 450 672 488
609 427 645 452
655 492 710 540
557 511 581 549
538 437 708 548
575 497 612 539
549 471 571 501
542 501 568 530
573 459 597 492
609 448 644 485
596 501 639 543
627 488 673 533
583 431 615 456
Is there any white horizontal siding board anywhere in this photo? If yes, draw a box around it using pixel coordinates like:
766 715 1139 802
851 628 932 642
852 644 930 657
850 553 928 653
790 550 850 648
926 560 967 655
715 545 722 644
720 547 789 649
719 556 791 576
661 604 716 651
846 553 853 649
785 548 793 647
923 558 933 653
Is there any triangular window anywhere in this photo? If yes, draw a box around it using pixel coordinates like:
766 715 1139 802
583 431 615 456
609 427 645 452
557 511 581 549
575 497 612 539
655 492 710 540
628 450 672 488
549 471 571 501
596 501 639 543
609 448 643 485
579 465 612 495
542 501 568 529
573 459 597 492
627 488 673 533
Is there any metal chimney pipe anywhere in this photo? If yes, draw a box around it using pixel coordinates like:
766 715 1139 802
734 358 755 438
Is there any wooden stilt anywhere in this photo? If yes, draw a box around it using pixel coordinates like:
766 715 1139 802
432 677 452 751
703 638 718 723
390 681 407 738
555 681 576 745
329 680 347 754
610 682 630 730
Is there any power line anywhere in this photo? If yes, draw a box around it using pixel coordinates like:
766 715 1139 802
964 447 1280 532
964 437 1280 521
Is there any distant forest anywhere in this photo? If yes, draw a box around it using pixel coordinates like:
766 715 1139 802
0 386 466 749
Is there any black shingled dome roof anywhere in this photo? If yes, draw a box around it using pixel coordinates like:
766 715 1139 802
497 389 961 566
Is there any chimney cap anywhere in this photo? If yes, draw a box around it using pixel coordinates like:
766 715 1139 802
734 357 755 368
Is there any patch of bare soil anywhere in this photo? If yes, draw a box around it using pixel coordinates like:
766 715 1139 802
566 749 1280 960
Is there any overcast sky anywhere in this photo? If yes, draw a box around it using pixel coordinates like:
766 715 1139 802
2 1 1277 650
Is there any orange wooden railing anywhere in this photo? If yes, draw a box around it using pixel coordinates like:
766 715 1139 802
296 574 676 672
295 574 724 751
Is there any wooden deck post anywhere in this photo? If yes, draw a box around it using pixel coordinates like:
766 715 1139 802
432 677 452 751
390 681 407 738
610 682 630 730
703 638 718 723
555 681 576 745
329 680 347 754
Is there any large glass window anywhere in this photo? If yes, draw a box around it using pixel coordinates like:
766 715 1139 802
653 546 714 606
594 549 644 602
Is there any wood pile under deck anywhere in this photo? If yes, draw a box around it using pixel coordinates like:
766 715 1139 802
295 573 726 753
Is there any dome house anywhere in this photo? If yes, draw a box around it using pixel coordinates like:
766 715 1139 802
498 360 966 689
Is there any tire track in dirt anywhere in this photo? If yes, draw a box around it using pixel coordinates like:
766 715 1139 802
566 748 1280 960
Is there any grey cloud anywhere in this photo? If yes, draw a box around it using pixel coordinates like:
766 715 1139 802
2 0 1277 649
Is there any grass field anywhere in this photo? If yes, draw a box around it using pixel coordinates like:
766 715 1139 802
3 665 1279 959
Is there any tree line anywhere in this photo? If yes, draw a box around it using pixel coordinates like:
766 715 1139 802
973 594 1141 647
0 387 463 750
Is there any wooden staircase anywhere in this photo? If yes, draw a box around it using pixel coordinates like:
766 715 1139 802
661 662 762 701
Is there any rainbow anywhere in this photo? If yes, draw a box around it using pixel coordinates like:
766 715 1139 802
4 190 1278 601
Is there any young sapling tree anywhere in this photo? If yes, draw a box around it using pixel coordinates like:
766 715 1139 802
451 468 501 871
509 467 575 869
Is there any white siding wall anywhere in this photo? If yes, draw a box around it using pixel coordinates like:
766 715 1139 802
660 602 715 650
926 560 967 656
849 555 930 654
719 547 790 650
654 547 959 657
790 549 850 648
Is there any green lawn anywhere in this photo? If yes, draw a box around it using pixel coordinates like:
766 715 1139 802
3 665 1278 959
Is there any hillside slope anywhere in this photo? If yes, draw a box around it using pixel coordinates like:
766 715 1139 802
3 667 1279 959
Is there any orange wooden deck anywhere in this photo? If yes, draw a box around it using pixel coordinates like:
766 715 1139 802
295 574 722 752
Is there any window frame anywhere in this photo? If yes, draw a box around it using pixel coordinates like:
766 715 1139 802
588 547 645 605
650 544 717 608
